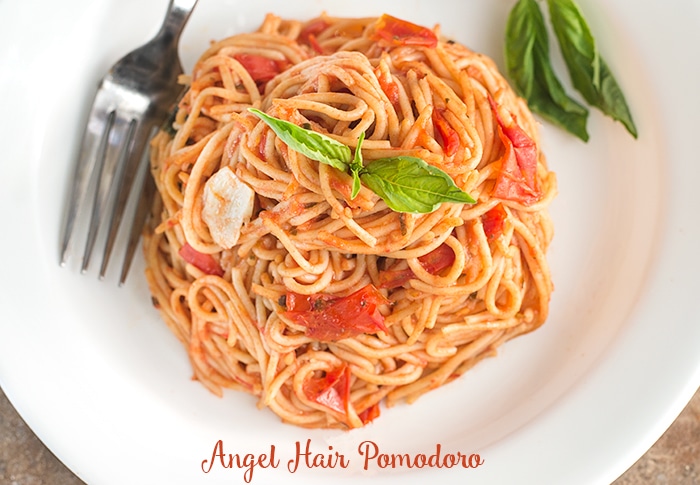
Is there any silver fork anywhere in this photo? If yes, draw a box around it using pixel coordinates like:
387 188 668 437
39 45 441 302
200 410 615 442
59 0 198 285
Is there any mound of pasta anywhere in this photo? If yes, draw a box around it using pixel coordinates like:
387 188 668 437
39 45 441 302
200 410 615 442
145 13 556 429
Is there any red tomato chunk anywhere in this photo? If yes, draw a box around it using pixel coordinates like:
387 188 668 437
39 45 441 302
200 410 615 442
379 243 456 289
372 14 438 48
178 243 224 277
489 97 542 205
283 285 389 341
303 364 351 416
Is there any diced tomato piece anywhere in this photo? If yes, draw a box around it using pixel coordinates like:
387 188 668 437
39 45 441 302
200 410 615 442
299 19 329 54
433 108 460 157
372 14 438 48
233 54 281 84
489 97 542 205
481 203 508 240
299 19 330 43
303 364 351 416
178 243 224 276
379 243 456 289
375 66 400 106
378 268 413 289
418 242 456 273
358 402 381 425
283 285 389 341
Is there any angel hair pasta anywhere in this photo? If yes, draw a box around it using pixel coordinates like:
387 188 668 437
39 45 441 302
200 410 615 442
144 13 556 429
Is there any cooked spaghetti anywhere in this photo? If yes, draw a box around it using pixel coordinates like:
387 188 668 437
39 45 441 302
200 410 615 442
144 13 556 429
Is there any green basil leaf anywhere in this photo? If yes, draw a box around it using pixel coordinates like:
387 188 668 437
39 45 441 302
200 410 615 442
505 0 590 141
248 108 351 170
350 132 365 199
359 157 475 213
546 0 638 138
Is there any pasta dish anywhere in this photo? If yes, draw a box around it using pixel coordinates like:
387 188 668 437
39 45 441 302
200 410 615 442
144 13 556 429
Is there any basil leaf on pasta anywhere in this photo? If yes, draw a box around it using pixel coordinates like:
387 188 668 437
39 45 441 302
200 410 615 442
249 108 351 171
349 132 365 199
546 0 638 138
359 157 475 213
505 0 589 141
248 109 473 213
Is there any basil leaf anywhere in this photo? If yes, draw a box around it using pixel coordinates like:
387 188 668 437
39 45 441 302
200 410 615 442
359 157 475 213
505 0 590 141
248 108 351 170
546 0 638 138
350 132 365 199
248 110 474 214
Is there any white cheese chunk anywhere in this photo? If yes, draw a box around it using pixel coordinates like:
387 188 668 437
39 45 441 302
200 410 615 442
201 167 255 249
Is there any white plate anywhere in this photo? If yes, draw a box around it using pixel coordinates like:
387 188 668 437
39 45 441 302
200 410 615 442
1 0 699 483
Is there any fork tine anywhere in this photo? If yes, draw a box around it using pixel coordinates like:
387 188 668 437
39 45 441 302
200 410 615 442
98 118 154 278
81 113 138 273
79 110 118 272
97 117 139 278
119 177 156 286
59 101 108 266
118 129 158 286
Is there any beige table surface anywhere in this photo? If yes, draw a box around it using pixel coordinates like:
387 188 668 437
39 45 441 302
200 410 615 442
1 385 698 484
